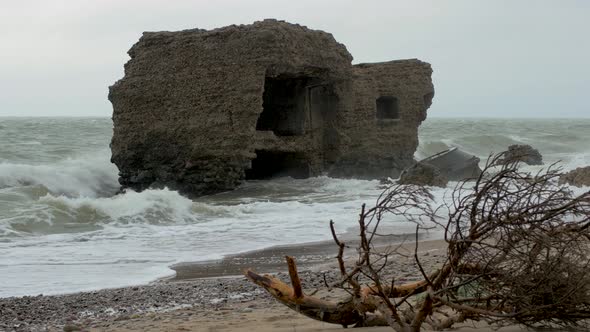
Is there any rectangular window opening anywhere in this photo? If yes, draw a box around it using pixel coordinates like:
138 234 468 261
376 96 400 119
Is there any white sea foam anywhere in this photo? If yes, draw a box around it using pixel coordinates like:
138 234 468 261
0 175 400 297
1 117 589 298
0 149 119 197
39 188 197 224
562 151 590 171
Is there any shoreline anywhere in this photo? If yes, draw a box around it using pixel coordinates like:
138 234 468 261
2 236 574 331
167 231 432 281
0 237 445 331
0 228 436 300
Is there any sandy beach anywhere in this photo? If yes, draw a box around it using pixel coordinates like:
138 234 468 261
0 238 556 332
0 237 431 331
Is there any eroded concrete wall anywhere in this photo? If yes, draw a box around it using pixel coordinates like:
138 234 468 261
110 20 351 196
109 20 434 196
329 60 435 178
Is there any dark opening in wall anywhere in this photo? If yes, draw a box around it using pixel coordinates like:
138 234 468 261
245 150 310 180
256 76 309 136
376 96 400 119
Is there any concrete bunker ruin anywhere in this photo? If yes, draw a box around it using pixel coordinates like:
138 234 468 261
109 20 435 196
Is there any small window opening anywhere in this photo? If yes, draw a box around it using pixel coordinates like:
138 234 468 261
245 150 310 180
256 76 308 136
376 96 400 119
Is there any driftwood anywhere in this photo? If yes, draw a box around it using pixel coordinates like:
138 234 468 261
245 152 590 331
245 267 363 327
245 258 433 328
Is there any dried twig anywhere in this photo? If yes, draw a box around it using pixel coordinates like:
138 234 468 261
246 152 590 331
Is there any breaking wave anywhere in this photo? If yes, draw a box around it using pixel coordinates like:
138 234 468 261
0 149 119 198
1 117 589 297
0 188 207 238
0 176 382 238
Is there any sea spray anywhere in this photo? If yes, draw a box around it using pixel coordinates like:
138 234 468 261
0 150 119 198
1 117 589 297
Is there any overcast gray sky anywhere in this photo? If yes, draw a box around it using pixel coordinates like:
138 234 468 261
1 0 588 118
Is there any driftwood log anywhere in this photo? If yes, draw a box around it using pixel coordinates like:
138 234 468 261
244 256 438 328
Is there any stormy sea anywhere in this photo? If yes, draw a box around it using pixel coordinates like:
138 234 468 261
1 117 589 298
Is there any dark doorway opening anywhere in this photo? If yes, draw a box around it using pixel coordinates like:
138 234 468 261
245 150 310 179
376 96 400 119
256 76 309 136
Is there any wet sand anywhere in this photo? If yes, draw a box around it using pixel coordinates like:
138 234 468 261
0 237 574 332
169 232 425 280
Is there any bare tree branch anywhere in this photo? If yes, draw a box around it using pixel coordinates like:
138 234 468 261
246 151 590 331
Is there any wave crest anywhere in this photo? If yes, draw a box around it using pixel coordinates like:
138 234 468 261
0 149 119 197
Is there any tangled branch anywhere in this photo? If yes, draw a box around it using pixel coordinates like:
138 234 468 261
246 152 590 331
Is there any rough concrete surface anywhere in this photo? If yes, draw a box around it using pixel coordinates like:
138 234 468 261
398 162 448 187
110 19 434 196
559 166 590 187
499 144 544 166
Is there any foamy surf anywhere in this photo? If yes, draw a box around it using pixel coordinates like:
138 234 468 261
1 117 589 298
0 176 390 297
0 149 119 198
